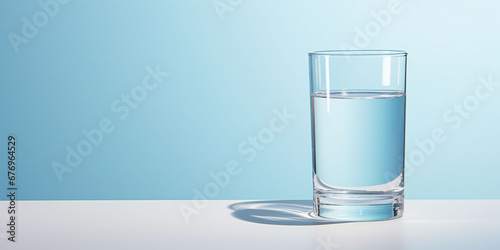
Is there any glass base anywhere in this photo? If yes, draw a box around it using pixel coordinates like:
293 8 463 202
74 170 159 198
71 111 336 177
313 191 404 221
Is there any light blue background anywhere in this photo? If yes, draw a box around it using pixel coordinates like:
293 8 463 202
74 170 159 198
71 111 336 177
1 0 499 200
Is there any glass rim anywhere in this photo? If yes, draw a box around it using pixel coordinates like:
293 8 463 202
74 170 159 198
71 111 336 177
309 50 407 57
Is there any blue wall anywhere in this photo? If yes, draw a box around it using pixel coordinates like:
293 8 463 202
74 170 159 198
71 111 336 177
1 0 499 200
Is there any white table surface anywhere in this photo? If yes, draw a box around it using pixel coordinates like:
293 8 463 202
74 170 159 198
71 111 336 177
0 200 499 250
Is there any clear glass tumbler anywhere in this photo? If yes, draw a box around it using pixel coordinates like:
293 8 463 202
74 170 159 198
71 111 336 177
309 50 407 221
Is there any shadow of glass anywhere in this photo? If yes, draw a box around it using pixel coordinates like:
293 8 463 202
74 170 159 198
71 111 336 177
229 200 348 226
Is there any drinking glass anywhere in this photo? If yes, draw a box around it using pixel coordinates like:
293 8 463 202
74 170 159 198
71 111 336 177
309 50 407 221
